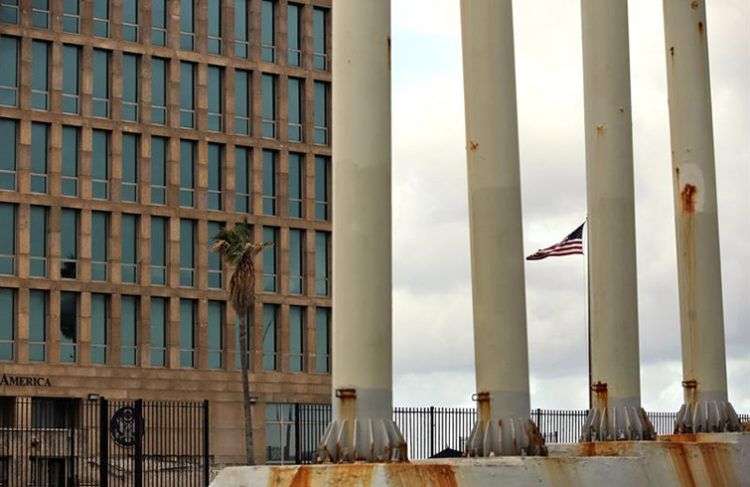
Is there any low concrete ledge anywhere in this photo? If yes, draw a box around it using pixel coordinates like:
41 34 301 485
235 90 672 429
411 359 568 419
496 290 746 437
211 433 749 487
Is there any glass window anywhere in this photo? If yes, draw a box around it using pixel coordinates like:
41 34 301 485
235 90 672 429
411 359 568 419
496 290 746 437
0 288 13 360
0 0 18 24
234 146 251 213
180 0 194 50
30 123 49 193
90 293 107 364
262 150 276 215
179 299 195 367
288 78 302 142
287 4 301 67
262 304 277 371
208 0 222 54
313 8 327 70
315 308 330 373
93 0 109 37
314 82 328 145
314 156 329 220
92 49 110 118
289 229 303 295
179 140 195 207
122 54 139 121
31 41 49 110
150 136 167 204
0 118 16 190
0 37 17 107
234 0 248 58
0 204 14 275
151 57 167 124
179 219 195 287
123 0 139 41
180 62 195 128
29 206 48 278
315 232 329 296
234 69 250 135
31 397 79 428
150 297 167 366
59 292 77 363
262 226 277 292
261 0 275 62
60 209 78 279
29 290 47 362
122 133 139 202
61 126 79 196
261 74 276 138
62 45 80 114
207 221 223 289
265 403 295 464
91 130 109 200
62 0 80 33
151 0 166 45
91 211 108 281
288 153 303 218
121 214 138 283
208 301 223 369
121 295 138 366
289 306 304 372
207 144 223 210
150 216 167 285
207 66 223 132
235 313 251 370
32 0 49 28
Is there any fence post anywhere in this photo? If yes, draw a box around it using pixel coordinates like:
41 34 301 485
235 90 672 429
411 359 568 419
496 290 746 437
536 408 542 435
429 406 435 458
99 398 108 487
204 400 211 487
294 403 301 464
134 399 143 487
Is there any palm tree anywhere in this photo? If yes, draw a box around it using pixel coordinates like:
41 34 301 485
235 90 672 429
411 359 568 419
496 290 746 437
210 222 270 465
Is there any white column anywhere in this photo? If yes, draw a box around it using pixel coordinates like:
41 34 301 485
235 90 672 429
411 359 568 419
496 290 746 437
317 0 406 462
662 0 740 433
579 0 654 441
461 0 545 456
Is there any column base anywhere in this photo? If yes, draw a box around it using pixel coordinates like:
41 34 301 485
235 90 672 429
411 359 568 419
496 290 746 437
580 404 656 441
675 399 741 434
318 418 407 463
465 416 547 457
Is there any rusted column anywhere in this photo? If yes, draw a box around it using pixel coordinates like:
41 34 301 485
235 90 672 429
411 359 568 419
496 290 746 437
460 0 545 456
579 0 655 442
317 0 406 463
662 0 740 433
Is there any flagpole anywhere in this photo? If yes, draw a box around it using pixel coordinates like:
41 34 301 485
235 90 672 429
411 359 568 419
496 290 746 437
585 218 592 411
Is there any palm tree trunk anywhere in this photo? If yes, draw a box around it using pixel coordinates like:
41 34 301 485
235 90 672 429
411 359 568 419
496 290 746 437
239 312 254 465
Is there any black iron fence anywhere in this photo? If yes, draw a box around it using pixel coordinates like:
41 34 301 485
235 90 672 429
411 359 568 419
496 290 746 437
294 405 750 462
0 397 209 486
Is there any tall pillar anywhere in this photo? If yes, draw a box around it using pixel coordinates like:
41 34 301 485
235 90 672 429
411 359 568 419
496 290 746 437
662 0 740 433
579 0 654 442
461 0 545 456
317 0 406 463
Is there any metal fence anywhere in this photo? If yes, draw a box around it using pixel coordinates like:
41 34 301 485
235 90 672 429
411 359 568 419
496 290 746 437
295 404 749 462
0 397 209 486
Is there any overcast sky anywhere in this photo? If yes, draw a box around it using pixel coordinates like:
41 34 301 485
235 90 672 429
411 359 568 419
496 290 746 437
389 0 749 412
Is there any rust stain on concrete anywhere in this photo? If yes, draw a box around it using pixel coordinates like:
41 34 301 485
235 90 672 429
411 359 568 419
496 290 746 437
386 464 458 487
664 443 697 487
698 21 704 35
469 140 479 151
270 465 376 487
691 1 700 9
681 184 698 214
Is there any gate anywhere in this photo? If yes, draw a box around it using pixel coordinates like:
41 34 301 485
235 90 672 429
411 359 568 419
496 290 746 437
0 397 210 486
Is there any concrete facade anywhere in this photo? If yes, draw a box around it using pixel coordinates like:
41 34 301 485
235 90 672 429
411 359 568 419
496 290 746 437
0 0 333 464
212 433 750 486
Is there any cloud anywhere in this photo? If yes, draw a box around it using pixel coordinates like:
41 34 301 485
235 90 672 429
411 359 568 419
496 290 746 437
391 0 749 413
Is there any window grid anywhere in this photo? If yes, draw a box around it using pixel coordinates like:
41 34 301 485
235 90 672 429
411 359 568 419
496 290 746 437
0 3 334 379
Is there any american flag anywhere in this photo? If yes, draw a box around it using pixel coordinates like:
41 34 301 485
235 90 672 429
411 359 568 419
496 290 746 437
526 222 585 261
